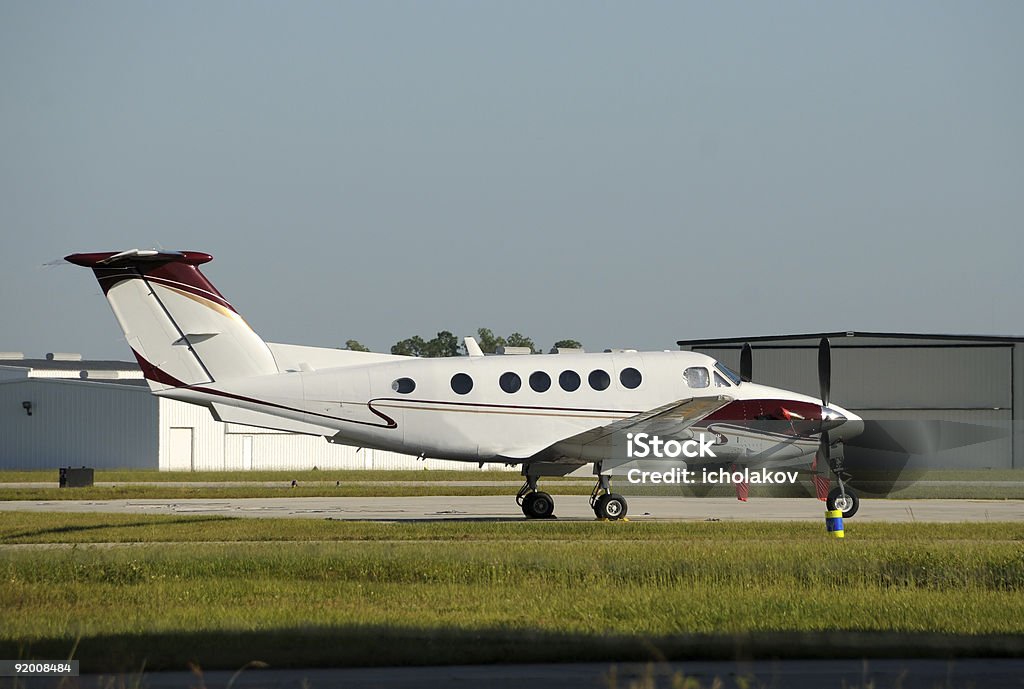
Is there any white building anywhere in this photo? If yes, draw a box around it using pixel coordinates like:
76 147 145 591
0 352 492 472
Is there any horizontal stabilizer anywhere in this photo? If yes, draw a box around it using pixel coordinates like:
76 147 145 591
67 249 213 268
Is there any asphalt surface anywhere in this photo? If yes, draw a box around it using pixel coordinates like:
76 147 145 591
6 659 1024 689
0 495 1021 521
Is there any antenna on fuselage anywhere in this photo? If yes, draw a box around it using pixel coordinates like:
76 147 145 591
464 336 484 357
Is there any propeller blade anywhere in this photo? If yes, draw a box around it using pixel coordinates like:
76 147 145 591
740 343 753 382
818 337 831 406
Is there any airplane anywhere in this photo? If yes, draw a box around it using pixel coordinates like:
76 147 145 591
66 249 868 520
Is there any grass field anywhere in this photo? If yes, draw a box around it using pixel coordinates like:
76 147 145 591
2 511 1019 544
1 514 1022 672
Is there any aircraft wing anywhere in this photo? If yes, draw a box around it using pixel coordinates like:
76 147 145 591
532 395 734 464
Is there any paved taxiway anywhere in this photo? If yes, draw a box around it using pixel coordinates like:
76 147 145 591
0 496 1021 521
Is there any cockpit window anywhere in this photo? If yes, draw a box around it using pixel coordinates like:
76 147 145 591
684 367 710 388
713 372 730 387
715 362 742 385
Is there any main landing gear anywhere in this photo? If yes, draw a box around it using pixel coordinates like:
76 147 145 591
590 472 628 521
516 463 629 520
516 473 555 519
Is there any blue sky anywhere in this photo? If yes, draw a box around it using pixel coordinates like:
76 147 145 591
2 1 1022 358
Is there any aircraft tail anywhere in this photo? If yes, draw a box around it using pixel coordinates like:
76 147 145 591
66 250 279 390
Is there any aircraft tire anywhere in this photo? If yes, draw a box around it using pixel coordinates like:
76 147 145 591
522 491 555 519
826 487 859 519
595 493 628 520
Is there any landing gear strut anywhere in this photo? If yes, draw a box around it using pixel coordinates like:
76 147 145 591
517 472 555 519
825 449 859 519
590 471 628 521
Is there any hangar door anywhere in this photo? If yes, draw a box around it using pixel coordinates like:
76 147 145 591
168 427 194 471
832 346 1010 410
698 345 1011 410
697 344 1013 469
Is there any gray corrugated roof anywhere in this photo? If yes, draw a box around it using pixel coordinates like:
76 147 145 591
677 331 1024 347
0 359 139 371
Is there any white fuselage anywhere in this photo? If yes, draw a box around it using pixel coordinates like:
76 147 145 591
163 349 861 467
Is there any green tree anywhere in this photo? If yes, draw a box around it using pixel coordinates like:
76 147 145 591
425 330 461 358
475 327 507 354
550 339 582 352
505 332 536 353
344 339 370 352
391 332 462 357
391 335 427 357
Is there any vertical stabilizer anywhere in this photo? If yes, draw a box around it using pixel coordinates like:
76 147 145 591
66 250 279 390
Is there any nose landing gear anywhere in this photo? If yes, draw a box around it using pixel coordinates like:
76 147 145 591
827 485 859 518
824 448 859 519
